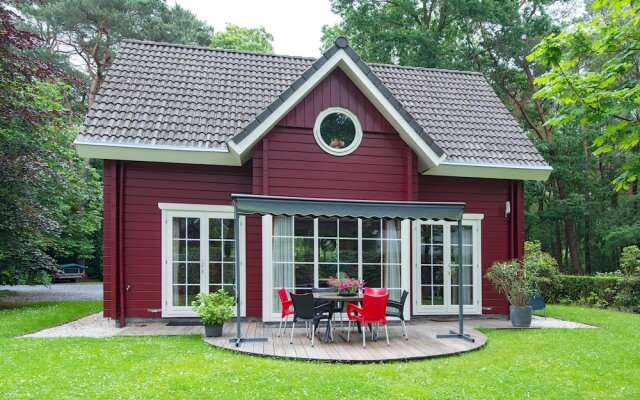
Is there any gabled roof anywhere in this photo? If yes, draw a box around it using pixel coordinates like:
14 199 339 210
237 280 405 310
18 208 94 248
75 38 552 180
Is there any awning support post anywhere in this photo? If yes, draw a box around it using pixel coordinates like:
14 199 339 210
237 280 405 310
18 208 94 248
229 203 268 347
436 218 475 343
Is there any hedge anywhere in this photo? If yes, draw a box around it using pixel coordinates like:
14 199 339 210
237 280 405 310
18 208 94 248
545 275 640 313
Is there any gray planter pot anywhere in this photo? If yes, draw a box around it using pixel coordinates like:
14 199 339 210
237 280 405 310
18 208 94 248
204 323 223 337
510 305 532 327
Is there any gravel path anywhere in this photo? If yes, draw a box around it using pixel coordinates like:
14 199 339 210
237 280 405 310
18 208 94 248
0 282 102 303
530 315 596 329
23 312 123 338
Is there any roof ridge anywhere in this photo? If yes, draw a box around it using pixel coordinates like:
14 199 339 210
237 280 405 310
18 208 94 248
122 39 317 61
122 39 483 76
370 62 483 76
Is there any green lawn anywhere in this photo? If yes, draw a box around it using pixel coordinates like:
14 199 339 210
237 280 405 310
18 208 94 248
0 302 638 399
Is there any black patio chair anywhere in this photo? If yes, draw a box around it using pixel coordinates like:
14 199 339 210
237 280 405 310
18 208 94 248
386 290 409 339
312 287 345 327
289 292 332 347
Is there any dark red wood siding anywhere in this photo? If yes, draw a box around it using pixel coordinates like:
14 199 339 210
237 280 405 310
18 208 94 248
103 161 252 318
419 176 523 315
254 68 415 201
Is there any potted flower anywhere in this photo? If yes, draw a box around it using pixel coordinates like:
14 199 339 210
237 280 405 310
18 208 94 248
485 260 536 327
326 276 364 296
192 289 235 337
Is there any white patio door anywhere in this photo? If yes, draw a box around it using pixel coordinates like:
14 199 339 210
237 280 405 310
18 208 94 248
412 217 482 315
160 204 245 317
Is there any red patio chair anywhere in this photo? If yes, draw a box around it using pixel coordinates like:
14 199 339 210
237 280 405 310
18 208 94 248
346 293 390 347
364 287 387 295
277 288 294 336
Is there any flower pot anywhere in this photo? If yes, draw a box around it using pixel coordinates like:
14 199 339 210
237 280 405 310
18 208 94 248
510 305 532 327
204 323 223 337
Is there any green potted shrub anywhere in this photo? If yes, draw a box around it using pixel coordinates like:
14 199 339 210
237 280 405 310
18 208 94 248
486 260 536 327
192 289 235 337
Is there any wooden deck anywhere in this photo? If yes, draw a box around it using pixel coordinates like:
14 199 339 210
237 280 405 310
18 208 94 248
204 320 487 362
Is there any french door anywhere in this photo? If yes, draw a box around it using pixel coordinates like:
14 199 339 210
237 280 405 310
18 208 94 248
412 218 482 315
160 204 245 317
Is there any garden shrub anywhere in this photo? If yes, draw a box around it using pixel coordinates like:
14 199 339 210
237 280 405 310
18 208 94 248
524 241 561 299
546 275 640 313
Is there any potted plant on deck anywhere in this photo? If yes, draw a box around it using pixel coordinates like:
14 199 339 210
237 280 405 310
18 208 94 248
485 260 536 327
192 289 235 337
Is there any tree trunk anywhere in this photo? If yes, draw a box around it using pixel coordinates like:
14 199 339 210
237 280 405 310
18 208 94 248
555 221 562 269
88 74 101 110
557 178 583 274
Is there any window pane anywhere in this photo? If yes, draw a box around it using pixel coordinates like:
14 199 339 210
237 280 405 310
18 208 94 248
294 217 314 237
209 263 221 284
318 264 337 282
362 239 381 263
451 265 473 285
222 263 235 285
318 218 337 237
318 239 337 262
433 286 444 305
434 266 444 285
383 240 401 264
187 285 200 305
382 264 401 288
343 264 358 279
451 286 473 305
383 220 401 239
421 286 432 305
187 218 200 239
209 241 221 262
294 238 314 262
339 239 358 263
273 238 293 262
339 219 358 238
294 264 314 288
319 111 356 149
421 265 432 285
173 285 186 306
173 263 186 284
173 240 186 261
222 219 234 240
187 263 200 285
451 245 472 265
362 219 381 238
187 240 200 261
362 264 381 288
173 218 186 239
451 225 472 245
209 219 222 239
223 241 235 262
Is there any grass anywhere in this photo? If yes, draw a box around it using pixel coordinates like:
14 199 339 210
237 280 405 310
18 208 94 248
0 302 638 399
0 289 15 298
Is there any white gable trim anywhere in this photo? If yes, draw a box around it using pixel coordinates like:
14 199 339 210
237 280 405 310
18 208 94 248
226 49 447 168
423 161 553 181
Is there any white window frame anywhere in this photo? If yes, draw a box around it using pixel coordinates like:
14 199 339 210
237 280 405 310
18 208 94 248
412 214 484 315
159 203 246 318
313 107 363 156
262 215 411 322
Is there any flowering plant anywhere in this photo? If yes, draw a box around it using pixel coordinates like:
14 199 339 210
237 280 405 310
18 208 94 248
326 276 365 294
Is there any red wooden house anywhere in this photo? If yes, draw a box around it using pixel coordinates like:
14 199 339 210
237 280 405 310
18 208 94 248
76 37 551 326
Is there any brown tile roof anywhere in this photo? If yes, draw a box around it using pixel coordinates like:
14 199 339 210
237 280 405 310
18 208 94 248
76 39 548 167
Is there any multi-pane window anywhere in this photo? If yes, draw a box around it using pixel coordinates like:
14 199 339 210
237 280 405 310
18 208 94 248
208 218 236 297
451 225 473 305
172 217 201 307
419 225 444 306
272 216 403 313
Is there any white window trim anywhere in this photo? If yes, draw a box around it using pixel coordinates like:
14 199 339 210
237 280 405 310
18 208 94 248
262 215 411 322
313 107 363 156
160 203 246 318
412 213 484 315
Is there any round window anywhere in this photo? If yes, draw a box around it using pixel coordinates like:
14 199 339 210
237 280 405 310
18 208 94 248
313 107 362 156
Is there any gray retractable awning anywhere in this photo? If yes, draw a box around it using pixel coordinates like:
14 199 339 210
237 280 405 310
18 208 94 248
232 194 465 220
229 193 474 348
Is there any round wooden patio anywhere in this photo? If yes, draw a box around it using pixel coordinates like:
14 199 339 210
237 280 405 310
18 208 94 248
204 320 487 362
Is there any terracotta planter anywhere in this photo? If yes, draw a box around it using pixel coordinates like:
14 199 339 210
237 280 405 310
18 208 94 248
510 305 532 327
204 323 223 337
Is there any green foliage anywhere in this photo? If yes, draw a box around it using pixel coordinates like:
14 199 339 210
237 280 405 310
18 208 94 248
547 275 640 313
529 0 640 190
209 24 274 53
620 245 640 275
486 260 535 306
524 241 562 298
192 290 235 325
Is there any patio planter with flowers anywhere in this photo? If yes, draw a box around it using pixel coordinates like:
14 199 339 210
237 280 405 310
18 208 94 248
326 276 365 296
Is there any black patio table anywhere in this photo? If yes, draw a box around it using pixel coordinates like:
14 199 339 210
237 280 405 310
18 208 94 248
313 292 366 343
